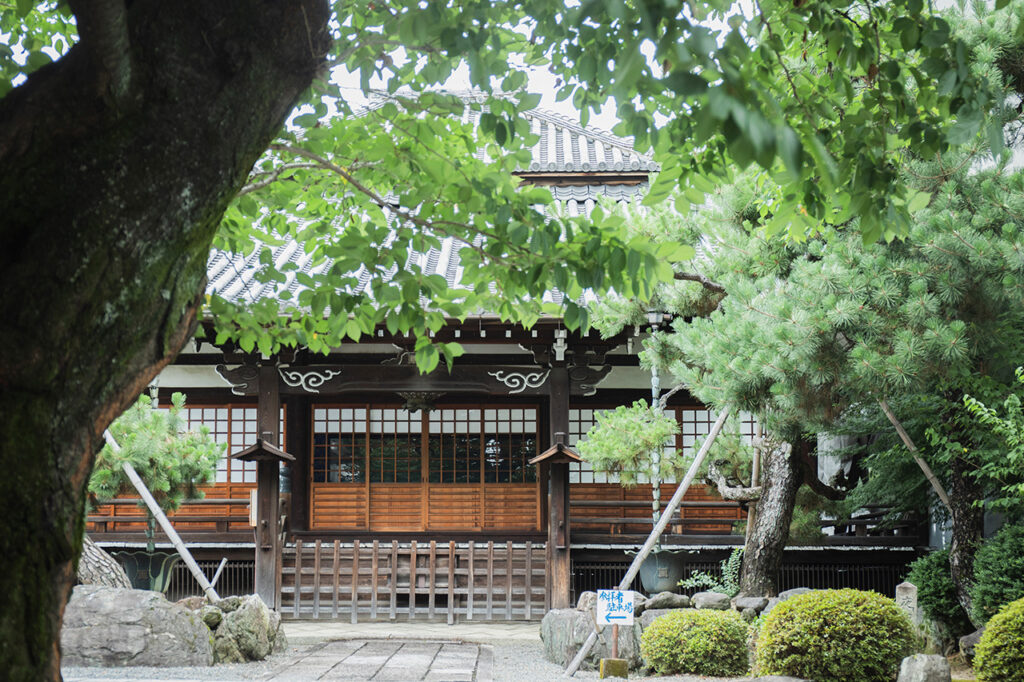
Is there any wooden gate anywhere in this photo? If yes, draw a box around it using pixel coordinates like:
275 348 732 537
280 539 547 622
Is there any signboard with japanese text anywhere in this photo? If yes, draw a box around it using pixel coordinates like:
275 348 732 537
596 589 634 625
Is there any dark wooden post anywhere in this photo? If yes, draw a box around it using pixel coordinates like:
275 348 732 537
547 366 572 609
285 396 309 532
256 363 281 608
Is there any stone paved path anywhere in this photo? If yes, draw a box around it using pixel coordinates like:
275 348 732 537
264 639 491 681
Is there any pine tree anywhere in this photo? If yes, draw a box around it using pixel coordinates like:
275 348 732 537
90 392 222 552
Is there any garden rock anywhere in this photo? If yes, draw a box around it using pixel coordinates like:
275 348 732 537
177 593 287 663
576 591 597 611
777 587 812 600
897 654 951 682
741 607 757 622
639 608 674 628
692 591 731 610
733 596 769 613
631 591 648 615
645 591 690 610
540 609 642 671
61 585 213 667
959 627 985 659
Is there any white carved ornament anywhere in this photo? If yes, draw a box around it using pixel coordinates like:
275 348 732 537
278 368 342 393
488 369 550 394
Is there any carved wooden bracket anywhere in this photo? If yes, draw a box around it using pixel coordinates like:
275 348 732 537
216 362 612 396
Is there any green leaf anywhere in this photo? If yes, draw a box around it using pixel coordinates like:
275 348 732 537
907 191 931 214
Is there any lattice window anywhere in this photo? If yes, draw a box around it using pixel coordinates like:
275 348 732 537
428 409 482 483
369 408 422 483
312 404 539 485
184 405 285 483
312 408 366 483
483 408 538 483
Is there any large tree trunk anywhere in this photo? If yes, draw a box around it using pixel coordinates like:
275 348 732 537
0 3 329 679
948 456 985 626
738 443 801 596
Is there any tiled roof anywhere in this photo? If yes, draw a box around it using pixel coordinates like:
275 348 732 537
520 109 658 173
208 107 651 306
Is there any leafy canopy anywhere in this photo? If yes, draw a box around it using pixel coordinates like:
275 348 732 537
2 0 1014 365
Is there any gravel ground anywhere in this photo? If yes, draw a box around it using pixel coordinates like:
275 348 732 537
492 639 756 682
63 639 761 681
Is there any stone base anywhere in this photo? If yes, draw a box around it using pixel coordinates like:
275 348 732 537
600 658 629 679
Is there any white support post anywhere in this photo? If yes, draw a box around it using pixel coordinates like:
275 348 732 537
103 430 221 602
563 406 732 677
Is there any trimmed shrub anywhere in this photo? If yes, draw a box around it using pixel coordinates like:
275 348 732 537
974 596 1024 682
756 588 914 682
906 549 974 637
640 608 749 676
970 524 1024 624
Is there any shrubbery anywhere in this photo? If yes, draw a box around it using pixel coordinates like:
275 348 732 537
974 597 1024 682
756 589 914 682
970 524 1024 624
906 549 974 637
640 608 749 677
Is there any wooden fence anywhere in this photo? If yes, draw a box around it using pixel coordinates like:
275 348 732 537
281 539 547 622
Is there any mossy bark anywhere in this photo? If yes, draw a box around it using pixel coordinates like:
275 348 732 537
948 456 984 627
738 445 801 597
0 2 329 679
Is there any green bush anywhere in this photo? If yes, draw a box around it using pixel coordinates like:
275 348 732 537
756 589 914 682
906 549 974 637
974 597 1024 682
640 608 749 676
970 524 1024 624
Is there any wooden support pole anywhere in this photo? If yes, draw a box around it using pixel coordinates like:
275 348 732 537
104 431 221 603
564 406 732 677
878 398 952 513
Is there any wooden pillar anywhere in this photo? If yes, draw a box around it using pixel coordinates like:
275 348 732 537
547 366 572 609
256 363 281 608
285 396 310 532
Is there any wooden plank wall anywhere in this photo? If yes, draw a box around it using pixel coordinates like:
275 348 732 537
571 483 744 533
87 482 255 533
280 539 547 621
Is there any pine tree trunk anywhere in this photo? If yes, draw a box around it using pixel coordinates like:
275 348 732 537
77 536 132 589
0 3 329 679
948 456 985 626
738 445 801 596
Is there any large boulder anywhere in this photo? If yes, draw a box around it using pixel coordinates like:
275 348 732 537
692 591 731 610
645 591 690 610
179 593 287 663
61 585 213 667
733 596 769 613
540 609 642 671
762 588 814 617
959 627 985 660
897 654 951 682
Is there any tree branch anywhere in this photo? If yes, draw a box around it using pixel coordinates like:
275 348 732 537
706 460 762 501
673 271 726 294
68 0 133 106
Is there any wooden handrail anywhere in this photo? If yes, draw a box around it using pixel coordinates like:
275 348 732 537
572 516 737 526
95 498 246 506
569 500 740 508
